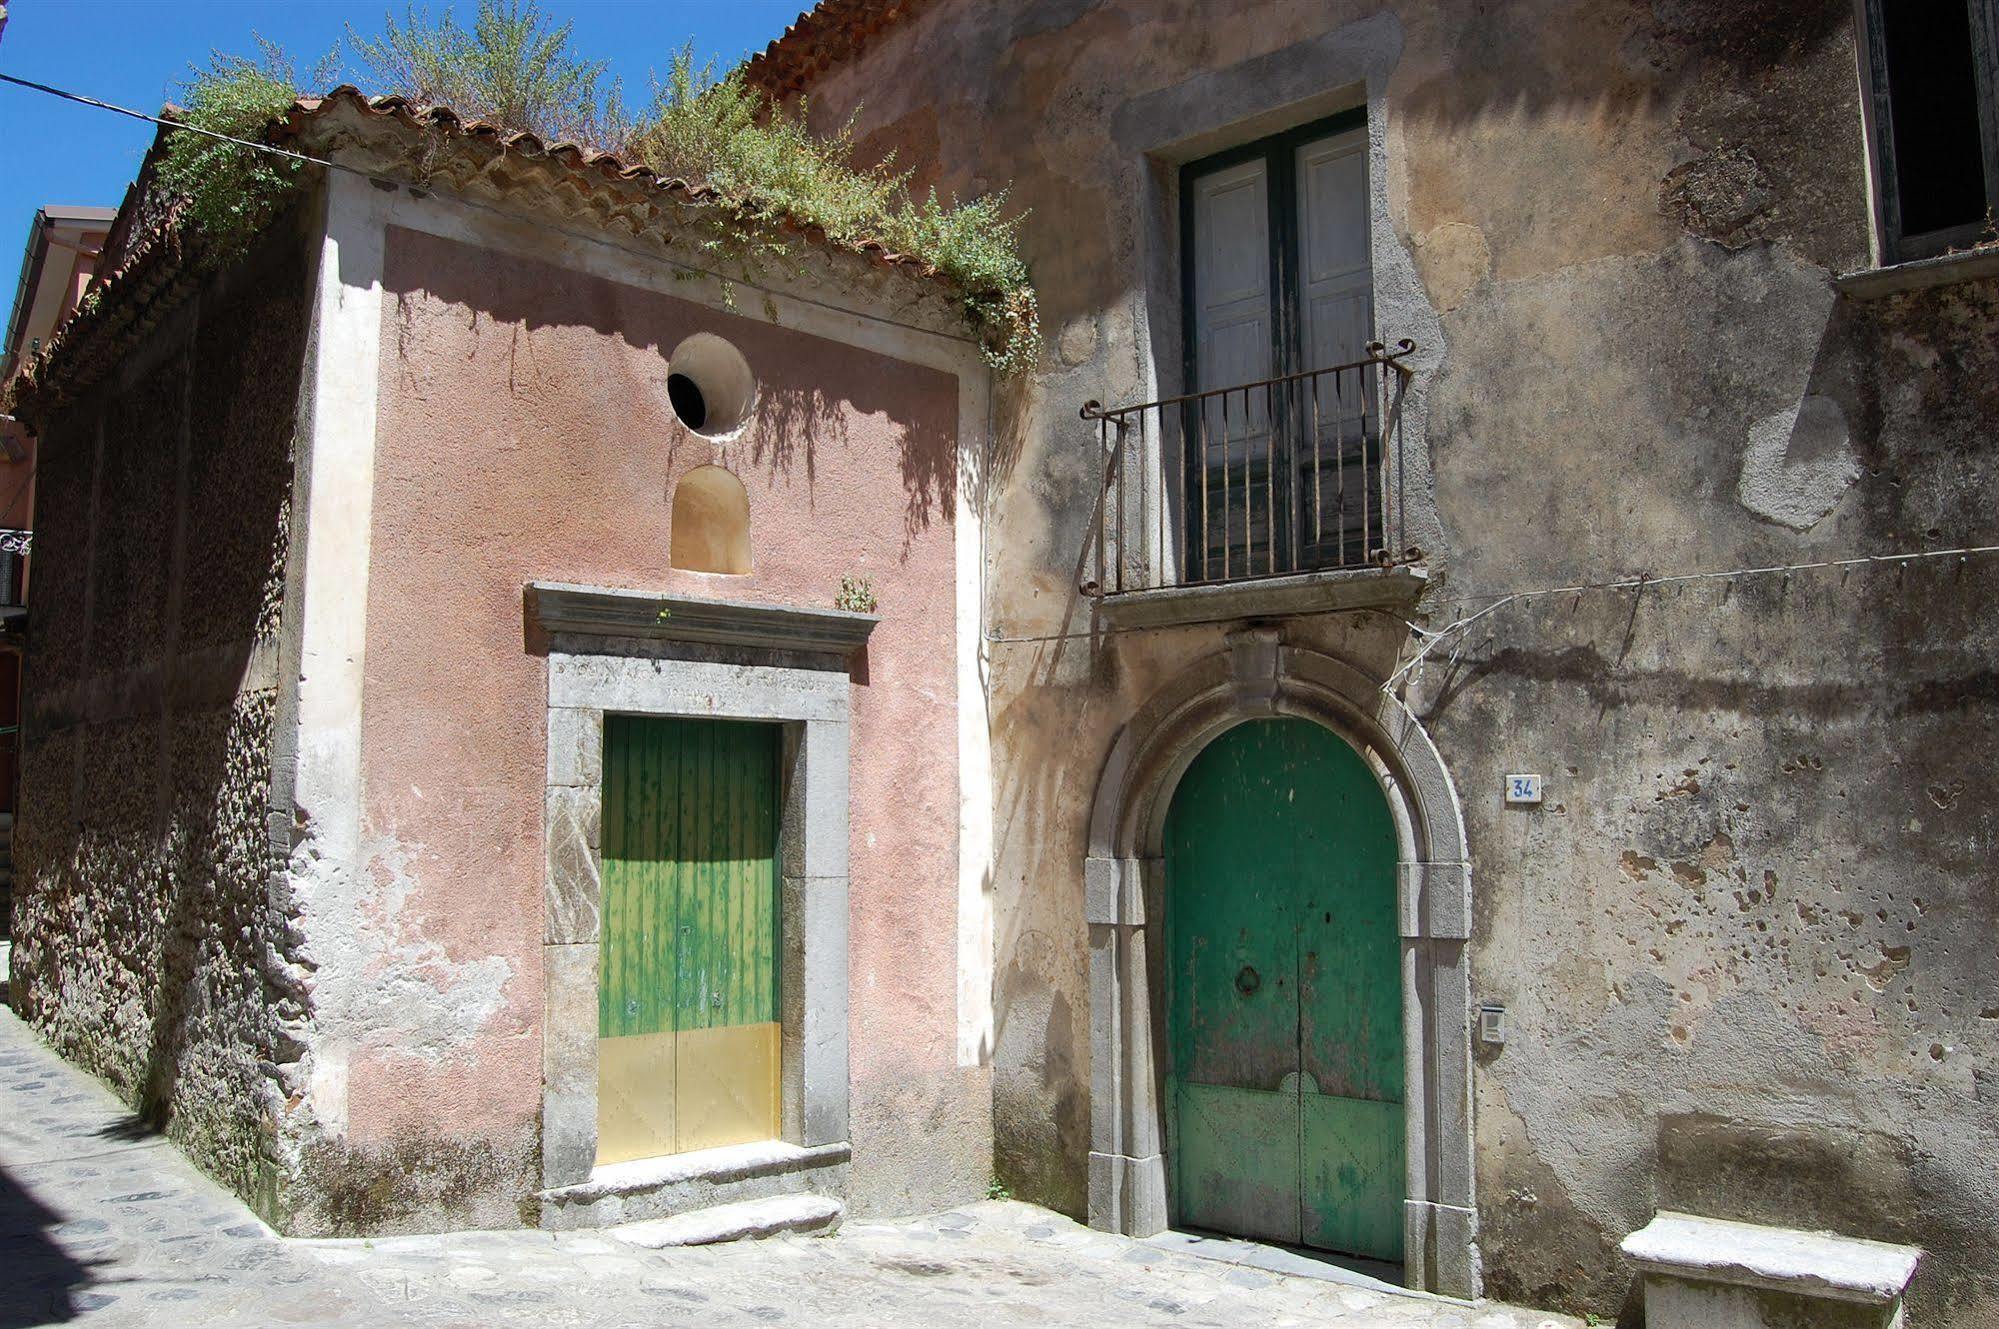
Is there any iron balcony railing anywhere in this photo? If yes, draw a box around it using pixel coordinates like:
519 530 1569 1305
0 546 23 609
1079 340 1417 598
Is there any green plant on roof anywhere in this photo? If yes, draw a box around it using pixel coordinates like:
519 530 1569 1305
156 38 312 259
148 2 1040 375
347 1 628 148
627 48 1038 375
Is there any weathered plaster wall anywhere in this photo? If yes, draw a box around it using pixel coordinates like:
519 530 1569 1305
800 1 1998 1322
9 218 313 1219
322 222 979 1227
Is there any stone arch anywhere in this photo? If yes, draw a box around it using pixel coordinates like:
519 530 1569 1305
670 465 751 575
1082 627 1478 1297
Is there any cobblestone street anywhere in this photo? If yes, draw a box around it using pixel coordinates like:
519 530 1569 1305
0 995 1575 1329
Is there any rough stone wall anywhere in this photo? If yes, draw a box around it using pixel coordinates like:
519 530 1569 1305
9 220 312 1221
796 1 1998 1322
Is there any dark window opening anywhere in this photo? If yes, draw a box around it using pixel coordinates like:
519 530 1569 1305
1864 0 1999 259
667 372 709 432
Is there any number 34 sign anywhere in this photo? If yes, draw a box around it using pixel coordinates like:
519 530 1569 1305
1504 774 1543 805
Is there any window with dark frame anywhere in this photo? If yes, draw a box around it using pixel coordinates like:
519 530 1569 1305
1860 0 1999 262
1179 108 1379 586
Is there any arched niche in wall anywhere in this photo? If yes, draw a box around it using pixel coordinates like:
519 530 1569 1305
670 465 751 575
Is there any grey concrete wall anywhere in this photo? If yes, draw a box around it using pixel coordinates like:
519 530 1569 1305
8 208 318 1223
794 2 1999 1323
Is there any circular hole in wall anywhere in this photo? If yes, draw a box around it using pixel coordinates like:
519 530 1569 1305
666 333 755 436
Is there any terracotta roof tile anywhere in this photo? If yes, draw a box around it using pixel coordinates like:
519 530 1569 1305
8 84 963 421
285 87 953 283
743 0 932 100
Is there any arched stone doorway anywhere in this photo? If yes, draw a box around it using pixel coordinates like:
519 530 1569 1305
1083 627 1478 1296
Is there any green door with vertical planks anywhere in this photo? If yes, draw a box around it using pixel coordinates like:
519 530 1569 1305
598 715 781 1164
1165 718 1403 1261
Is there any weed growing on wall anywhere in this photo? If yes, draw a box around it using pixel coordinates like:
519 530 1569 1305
149 6 1040 375
834 575 878 615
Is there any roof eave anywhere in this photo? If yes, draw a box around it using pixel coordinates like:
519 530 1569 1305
282 89 973 337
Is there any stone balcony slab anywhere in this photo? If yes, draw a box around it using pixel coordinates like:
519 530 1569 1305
1096 565 1427 631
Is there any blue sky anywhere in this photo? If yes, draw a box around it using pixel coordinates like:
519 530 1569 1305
0 0 807 250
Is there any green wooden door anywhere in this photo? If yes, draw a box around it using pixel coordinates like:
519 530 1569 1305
1165 718 1403 1260
598 715 781 1164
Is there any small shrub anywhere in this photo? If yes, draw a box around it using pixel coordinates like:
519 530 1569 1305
626 50 1039 374
147 19 1041 376
348 0 626 148
834 575 878 615
156 40 310 258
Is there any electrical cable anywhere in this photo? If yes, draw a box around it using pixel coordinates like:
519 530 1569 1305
980 542 1999 660
0 69 979 349
1383 542 1999 692
13 72 1992 691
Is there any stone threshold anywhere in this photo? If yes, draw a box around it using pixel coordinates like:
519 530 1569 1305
608 1193 843 1248
541 1139 852 1206
1144 1229 1422 1300
537 1139 853 1231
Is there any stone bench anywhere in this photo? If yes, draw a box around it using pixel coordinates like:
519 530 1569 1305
1621 1211 1921 1329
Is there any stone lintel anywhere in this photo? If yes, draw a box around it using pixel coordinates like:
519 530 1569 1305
527 581 878 663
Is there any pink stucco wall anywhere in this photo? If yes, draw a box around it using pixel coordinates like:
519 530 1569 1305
354 224 972 1209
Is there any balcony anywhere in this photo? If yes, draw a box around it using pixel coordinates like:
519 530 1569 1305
1079 341 1426 629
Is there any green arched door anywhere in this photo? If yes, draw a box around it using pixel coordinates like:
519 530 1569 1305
1164 718 1404 1260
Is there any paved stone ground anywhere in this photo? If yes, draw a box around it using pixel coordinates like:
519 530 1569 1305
0 993 1576 1329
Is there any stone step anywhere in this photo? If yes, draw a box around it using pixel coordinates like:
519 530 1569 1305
537 1139 850 1231
607 1193 842 1249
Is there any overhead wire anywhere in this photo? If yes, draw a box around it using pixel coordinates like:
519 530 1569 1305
1382 542 1999 692
980 542 1999 671
9 71 1994 685
0 69 980 348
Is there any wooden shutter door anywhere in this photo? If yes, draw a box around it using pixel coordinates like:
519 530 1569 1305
598 715 781 1164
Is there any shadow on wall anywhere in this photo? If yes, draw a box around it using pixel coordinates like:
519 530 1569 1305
374 230 960 560
748 377 956 556
1363 0 1846 131
1417 273 1989 728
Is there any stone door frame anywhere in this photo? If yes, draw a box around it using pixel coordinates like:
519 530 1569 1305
1084 627 1478 1297
535 586 866 1189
